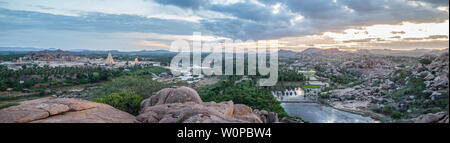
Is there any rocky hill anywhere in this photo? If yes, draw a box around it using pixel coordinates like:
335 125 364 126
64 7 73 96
322 52 449 122
0 86 302 123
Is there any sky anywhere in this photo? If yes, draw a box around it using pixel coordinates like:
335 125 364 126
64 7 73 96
0 0 448 51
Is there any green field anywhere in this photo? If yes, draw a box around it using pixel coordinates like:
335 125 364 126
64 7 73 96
304 85 321 88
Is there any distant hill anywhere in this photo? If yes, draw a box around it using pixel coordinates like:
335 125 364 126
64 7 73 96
356 48 449 57
277 48 449 58
0 47 176 56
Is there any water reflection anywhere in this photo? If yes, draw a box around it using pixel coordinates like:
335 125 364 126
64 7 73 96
276 87 374 123
281 102 375 123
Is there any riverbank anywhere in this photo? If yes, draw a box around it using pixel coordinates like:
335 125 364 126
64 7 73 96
282 102 375 123
317 98 385 122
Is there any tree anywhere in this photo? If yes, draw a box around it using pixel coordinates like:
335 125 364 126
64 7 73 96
419 58 432 65
92 91 144 115
0 80 7 91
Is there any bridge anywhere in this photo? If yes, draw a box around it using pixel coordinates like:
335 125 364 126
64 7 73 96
271 88 318 103
278 100 318 103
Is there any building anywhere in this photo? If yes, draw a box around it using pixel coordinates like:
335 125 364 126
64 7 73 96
134 58 139 65
105 52 115 65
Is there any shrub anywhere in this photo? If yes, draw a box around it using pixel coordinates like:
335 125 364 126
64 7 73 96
419 58 432 65
382 104 396 114
198 79 290 119
391 110 403 119
319 93 330 99
382 104 405 119
429 107 442 114
92 91 144 115
86 75 184 99
0 102 20 109
0 81 7 91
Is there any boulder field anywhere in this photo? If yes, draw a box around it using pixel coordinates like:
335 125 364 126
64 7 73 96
0 97 137 123
0 86 300 123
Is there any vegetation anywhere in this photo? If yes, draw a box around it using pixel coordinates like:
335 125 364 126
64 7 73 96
0 65 124 91
391 69 409 84
314 65 358 85
0 102 20 109
278 70 305 82
0 54 26 60
0 64 170 92
92 91 143 115
129 66 170 75
0 92 48 102
197 76 291 118
381 104 405 119
390 73 448 118
419 58 433 65
304 85 320 88
86 74 184 100
392 74 427 100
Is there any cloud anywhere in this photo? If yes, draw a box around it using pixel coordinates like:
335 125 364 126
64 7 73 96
365 40 449 50
0 0 448 51
0 0 206 22
134 40 170 49
0 8 203 35
419 0 449 6
427 35 449 39
403 35 449 41
343 38 384 43
150 0 449 40
391 31 406 34
153 0 210 9
208 2 295 23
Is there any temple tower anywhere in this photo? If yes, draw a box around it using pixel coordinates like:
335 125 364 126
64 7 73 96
105 52 115 65
134 58 139 65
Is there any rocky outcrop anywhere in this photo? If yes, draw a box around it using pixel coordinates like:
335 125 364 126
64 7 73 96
137 87 264 123
1 86 301 123
253 109 280 123
412 112 449 123
280 117 304 123
0 98 137 123
422 52 449 91
232 104 263 123
140 86 202 107
137 101 262 123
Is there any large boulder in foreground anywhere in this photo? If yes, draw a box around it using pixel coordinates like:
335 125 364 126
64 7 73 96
140 86 202 107
0 97 137 123
137 87 263 123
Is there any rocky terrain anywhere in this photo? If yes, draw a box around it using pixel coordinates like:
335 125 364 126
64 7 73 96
0 98 137 123
137 86 295 123
412 112 449 123
0 86 300 123
281 48 449 122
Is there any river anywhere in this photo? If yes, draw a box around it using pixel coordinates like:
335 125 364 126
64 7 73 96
278 88 375 123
